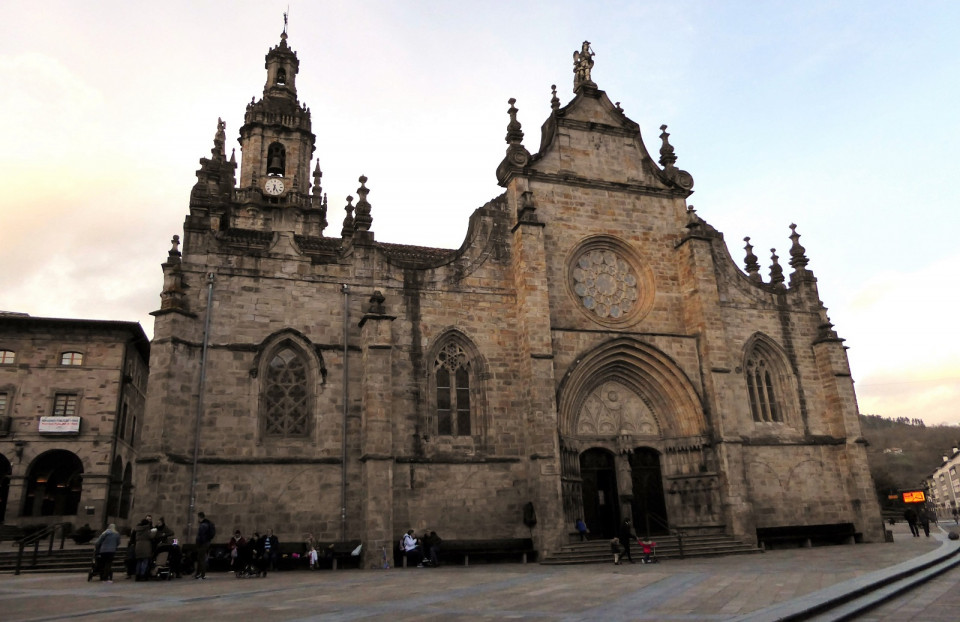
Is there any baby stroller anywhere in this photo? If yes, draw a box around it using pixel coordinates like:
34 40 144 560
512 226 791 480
152 548 173 580
234 540 260 578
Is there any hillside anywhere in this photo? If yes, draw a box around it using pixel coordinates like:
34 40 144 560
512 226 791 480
860 414 960 504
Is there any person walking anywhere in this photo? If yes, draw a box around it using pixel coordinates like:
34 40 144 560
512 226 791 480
618 519 636 563
919 509 931 537
195 512 216 579
575 518 589 542
904 507 920 537
93 524 121 582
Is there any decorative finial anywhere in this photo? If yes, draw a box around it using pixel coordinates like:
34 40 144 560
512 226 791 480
788 223 809 271
550 84 560 111
615 102 623 112
354 175 372 232
168 235 181 260
659 124 677 169
685 205 700 230
743 237 761 281
815 306 841 342
505 98 524 144
769 249 785 288
229 148 236 164
341 196 355 238
573 41 595 91
312 159 323 196
283 7 289 35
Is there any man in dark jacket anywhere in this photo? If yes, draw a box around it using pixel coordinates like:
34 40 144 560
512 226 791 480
195 512 215 579
619 519 636 563
262 529 280 573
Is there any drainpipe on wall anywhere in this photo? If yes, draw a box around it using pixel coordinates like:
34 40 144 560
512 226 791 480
104 341 130 531
186 272 215 544
341 284 349 543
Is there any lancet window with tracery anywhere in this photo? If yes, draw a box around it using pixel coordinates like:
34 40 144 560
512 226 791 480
263 346 309 437
434 342 471 437
745 357 781 423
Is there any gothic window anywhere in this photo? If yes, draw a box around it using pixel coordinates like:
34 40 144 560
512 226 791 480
262 346 309 438
53 393 78 417
60 351 83 366
434 342 473 437
0 350 14 365
267 142 286 177
743 336 793 424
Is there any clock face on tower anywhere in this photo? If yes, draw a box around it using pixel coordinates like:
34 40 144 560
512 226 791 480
264 178 285 195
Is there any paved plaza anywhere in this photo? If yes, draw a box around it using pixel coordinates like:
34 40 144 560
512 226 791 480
0 523 955 621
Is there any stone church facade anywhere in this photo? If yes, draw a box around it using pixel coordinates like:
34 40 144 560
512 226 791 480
137 32 882 565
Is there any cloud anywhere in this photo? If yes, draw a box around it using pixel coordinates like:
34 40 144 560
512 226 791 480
840 252 960 426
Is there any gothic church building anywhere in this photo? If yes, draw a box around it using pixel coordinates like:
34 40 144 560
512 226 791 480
137 31 883 565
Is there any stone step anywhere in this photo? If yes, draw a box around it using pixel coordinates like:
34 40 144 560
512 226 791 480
542 534 760 565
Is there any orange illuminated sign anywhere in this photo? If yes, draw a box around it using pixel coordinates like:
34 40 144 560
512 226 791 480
902 491 926 503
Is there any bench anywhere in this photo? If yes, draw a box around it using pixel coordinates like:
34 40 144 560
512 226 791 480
396 538 535 567
757 523 860 550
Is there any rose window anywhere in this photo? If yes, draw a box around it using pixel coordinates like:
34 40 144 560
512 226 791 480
572 250 639 319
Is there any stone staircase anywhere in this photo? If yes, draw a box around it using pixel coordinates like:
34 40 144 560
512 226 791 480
0 546 125 575
540 532 760 565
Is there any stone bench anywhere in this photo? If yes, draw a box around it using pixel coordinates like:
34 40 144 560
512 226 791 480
757 523 860 550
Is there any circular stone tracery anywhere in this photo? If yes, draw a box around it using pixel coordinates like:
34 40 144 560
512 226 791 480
572 249 639 319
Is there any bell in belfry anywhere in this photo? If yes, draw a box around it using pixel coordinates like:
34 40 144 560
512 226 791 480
267 154 284 176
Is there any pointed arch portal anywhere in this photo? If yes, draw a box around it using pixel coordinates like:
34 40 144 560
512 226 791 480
559 338 709 539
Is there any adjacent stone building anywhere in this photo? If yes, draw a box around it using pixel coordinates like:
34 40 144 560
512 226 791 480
136 31 883 565
0 314 149 529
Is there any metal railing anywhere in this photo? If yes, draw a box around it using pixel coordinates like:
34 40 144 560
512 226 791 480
14 522 70 575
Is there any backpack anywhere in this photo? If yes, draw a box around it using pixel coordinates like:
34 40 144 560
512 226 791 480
207 520 216 541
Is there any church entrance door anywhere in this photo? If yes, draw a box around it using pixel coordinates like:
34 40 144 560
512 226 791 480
629 447 669 537
579 448 619 538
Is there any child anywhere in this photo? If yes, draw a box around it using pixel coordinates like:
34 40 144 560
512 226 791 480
640 538 657 564
610 537 622 565
308 545 318 569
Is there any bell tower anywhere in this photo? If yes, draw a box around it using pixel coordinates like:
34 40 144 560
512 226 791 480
237 21 316 201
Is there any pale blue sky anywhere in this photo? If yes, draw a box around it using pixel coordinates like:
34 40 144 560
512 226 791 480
2 1 958 424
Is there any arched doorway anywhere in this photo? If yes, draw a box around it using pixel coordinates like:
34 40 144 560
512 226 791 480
629 447 669 537
22 450 84 517
0 453 11 522
579 448 619 538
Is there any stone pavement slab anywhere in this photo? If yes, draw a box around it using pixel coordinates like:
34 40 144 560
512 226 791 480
0 523 945 621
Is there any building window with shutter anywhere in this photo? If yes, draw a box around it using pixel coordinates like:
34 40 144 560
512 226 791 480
53 393 79 416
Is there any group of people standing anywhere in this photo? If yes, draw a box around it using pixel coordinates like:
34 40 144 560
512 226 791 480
89 514 177 583
400 529 441 567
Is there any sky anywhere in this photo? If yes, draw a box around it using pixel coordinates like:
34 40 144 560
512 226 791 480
2 1 958 426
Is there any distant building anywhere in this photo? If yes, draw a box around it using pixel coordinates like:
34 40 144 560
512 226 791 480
0 314 149 529
136 28 883 564
927 448 960 518
883 448 904 455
